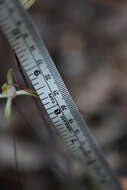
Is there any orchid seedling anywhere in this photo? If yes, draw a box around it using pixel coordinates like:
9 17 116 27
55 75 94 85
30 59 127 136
0 68 37 126
0 68 37 178
0 1 37 125
0 0 37 180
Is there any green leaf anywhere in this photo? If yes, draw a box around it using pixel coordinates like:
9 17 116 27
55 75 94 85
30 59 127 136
5 98 12 125
16 90 37 97
7 68 13 84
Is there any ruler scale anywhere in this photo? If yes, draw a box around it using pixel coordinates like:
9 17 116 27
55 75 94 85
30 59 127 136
0 0 122 189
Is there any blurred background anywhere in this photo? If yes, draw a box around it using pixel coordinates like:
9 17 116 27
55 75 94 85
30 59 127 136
0 0 127 189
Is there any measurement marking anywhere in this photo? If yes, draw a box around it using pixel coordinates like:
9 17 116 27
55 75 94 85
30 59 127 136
61 132 68 137
53 120 60 124
44 102 49 106
55 123 63 127
15 35 22 40
28 73 33 77
64 139 74 145
58 128 67 133
19 25 75 147
41 97 48 101
58 127 67 133
38 92 44 96
51 116 58 120
48 111 54 115
64 135 75 141
19 46 76 157
17 48 26 54
26 65 37 72
70 148 79 154
66 142 75 147
23 40 65 122
13 43 21 50
18 54 25 59
36 63 77 145
24 63 29 68
65 140 78 146
68 140 77 146
47 105 57 111
33 82 39 86
10 40 19 47
20 56 28 62
56 127 64 131
64 137 72 142
36 85 45 91
31 77 37 81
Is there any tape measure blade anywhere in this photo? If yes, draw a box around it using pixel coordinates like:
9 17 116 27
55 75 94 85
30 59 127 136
0 0 122 189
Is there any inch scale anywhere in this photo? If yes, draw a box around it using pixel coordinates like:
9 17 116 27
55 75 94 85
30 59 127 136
0 0 122 189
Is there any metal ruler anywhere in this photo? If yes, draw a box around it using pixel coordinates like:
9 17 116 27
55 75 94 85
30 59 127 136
0 0 122 189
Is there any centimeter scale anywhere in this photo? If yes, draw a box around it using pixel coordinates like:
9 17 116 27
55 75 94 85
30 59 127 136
0 0 122 189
